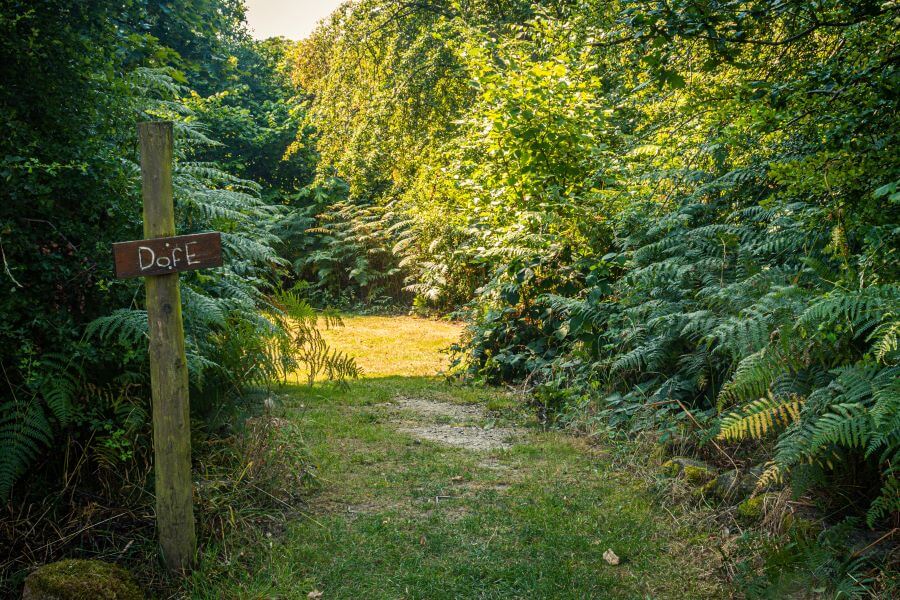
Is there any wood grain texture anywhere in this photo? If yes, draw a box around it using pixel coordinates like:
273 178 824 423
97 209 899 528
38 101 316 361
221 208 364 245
139 121 197 573
113 232 222 279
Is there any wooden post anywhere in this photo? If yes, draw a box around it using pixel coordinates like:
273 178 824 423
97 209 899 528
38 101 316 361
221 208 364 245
138 121 196 572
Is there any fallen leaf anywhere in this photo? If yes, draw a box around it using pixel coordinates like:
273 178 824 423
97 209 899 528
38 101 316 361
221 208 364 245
308 591 323 599
603 549 620 566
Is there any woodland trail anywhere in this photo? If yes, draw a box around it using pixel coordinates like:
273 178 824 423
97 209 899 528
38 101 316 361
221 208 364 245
187 316 727 599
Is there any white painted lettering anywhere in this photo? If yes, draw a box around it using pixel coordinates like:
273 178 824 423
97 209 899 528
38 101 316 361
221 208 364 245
185 241 199 266
171 246 183 268
139 246 156 270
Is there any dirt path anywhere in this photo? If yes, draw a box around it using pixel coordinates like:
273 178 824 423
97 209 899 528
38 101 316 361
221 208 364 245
393 396 524 450
187 316 727 599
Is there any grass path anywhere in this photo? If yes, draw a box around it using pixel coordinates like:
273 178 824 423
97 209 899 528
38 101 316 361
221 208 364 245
188 316 725 599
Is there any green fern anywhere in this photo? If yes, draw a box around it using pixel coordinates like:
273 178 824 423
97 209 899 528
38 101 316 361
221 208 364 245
799 285 899 340
0 398 52 499
33 354 81 427
718 347 784 409
85 309 149 347
761 363 900 525
0 355 82 499
267 289 361 386
182 286 228 329
807 403 872 452
866 476 900 528
869 318 898 363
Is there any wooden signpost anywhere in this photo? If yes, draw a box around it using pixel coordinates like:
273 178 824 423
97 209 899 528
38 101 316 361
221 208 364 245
113 122 222 572
113 232 222 279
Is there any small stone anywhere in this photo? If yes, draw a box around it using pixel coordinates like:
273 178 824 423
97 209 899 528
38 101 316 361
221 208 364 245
602 549 620 565
23 559 142 600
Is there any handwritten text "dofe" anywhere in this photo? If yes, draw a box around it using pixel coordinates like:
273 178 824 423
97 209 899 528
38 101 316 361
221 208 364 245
113 231 222 279
139 241 201 272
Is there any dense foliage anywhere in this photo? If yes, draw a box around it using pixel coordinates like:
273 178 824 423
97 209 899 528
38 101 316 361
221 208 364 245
2 0 898 594
0 0 353 511
296 0 899 546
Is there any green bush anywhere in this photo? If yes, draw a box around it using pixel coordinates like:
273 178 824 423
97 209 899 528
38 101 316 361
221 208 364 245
0 0 344 502
293 0 900 535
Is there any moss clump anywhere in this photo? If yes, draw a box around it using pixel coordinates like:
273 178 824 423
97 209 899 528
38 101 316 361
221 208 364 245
736 493 781 524
660 459 683 477
696 477 719 500
736 495 766 522
661 458 717 485
682 464 717 486
23 559 142 600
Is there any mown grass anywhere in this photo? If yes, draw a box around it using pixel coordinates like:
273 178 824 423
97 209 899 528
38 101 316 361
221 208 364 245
184 316 725 599
318 315 464 378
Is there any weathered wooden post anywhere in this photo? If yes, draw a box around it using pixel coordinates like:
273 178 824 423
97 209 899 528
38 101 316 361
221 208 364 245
138 121 195 573
112 122 222 572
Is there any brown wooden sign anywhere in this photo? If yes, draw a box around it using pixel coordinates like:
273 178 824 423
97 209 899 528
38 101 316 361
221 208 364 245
113 231 222 279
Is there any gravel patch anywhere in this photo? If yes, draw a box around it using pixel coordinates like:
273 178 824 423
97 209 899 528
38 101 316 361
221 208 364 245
398 424 521 450
390 396 525 450
393 396 484 420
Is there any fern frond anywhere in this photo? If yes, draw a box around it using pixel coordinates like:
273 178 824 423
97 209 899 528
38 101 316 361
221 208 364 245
799 285 899 339
718 393 804 442
808 403 872 451
182 287 227 328
755 461 784 492
869 318 899 363
867 476 900 528
86 309 149 346
0 398 53 499
718 347 780 408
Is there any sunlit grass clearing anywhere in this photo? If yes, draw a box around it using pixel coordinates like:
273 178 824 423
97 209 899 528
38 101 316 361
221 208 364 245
317 315 463 379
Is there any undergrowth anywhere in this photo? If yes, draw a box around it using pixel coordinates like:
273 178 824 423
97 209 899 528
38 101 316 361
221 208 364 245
0 390 316 596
